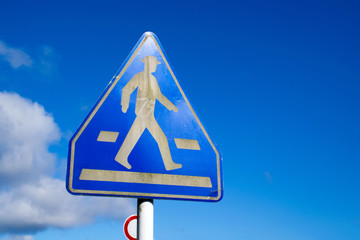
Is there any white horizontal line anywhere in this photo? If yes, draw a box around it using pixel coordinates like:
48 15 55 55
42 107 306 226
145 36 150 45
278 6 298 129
174 138 200 150
80 169 212 188
97 131 119 142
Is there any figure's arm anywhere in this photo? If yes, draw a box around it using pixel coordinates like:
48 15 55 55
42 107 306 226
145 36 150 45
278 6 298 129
121 74 139 113
157 93 178 112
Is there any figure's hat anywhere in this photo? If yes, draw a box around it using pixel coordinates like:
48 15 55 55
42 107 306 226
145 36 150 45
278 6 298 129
140 56 161 65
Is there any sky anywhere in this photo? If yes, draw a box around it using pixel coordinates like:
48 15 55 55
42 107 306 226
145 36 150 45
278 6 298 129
0 0 359 240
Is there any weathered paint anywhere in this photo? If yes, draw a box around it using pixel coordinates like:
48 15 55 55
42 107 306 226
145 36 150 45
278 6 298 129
79 169 212 187
66 32 223 202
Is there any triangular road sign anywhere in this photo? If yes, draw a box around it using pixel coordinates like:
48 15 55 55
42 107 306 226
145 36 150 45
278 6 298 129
66 32 223 201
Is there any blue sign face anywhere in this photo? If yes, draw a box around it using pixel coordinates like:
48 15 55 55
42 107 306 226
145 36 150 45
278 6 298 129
66 32 223 202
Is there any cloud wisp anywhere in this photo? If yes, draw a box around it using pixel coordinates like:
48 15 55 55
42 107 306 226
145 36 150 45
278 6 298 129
264 171 273 184
0 41 33 69
0 92 135 235
0 40 59 81
2 234 33 240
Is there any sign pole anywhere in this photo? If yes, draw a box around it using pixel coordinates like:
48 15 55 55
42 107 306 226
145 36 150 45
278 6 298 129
137 198 154 240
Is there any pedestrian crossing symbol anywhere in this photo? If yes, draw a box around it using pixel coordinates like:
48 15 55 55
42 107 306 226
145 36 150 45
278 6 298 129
66 32 223 202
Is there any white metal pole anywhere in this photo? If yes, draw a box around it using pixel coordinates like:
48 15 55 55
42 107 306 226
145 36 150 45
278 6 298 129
137 198 154 240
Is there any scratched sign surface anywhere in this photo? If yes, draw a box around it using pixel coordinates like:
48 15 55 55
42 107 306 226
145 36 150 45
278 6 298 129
66 32 223 202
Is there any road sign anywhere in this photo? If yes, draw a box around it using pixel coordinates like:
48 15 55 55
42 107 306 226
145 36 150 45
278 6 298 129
124 215 137 240
66 32 223 201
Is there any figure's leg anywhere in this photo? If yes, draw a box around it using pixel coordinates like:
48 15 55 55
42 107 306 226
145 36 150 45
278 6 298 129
147 118 182 171
115 117 145 169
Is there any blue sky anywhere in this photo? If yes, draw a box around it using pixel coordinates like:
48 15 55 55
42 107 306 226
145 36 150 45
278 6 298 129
0 1 359 240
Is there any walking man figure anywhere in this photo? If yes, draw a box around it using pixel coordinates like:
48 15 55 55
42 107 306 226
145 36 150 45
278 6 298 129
115 56 182 171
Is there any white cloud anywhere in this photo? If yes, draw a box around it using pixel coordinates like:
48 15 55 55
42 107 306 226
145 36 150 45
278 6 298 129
0 177 134 233
0 41 32 69
0 92 135 235
0 92 60 186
